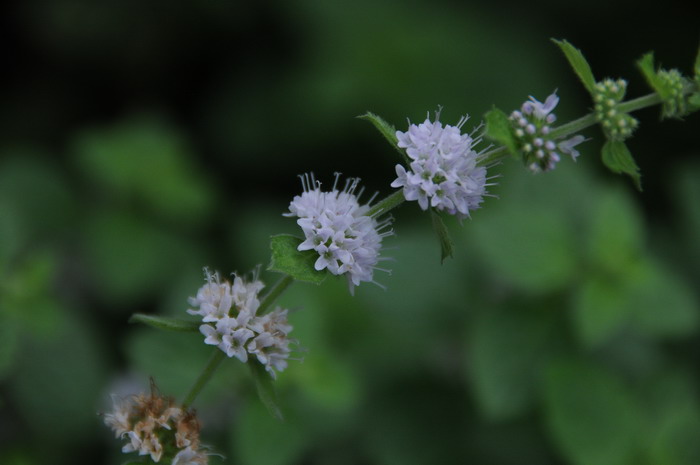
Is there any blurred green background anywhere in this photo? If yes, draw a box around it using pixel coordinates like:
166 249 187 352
1 1 699 464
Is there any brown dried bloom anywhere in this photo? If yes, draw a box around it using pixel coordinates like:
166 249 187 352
103 382 209 464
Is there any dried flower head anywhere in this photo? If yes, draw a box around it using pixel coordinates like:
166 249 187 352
285 173 393 294
392 112 490 220
103 382 209 464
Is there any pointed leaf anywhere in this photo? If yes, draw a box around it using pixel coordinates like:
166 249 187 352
552 39 597 94
249 360 284 421
128 314 200 332
484 107 518 158
430 210 454 263
268 234 326 284
601 140 642 191
358 112 407 161
637 52 660 91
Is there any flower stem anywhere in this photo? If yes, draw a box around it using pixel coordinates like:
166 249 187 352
368 189 405 217
181 274 295 407
259 274 295 315
182 349 225 408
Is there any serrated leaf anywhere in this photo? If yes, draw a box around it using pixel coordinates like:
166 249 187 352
484 107 518 157
544 358 640 465
128 313 200 332
250 360 284 421
358 112 407 161
430 210 453 263
601 140 642 191
552 39 597 94
268 234 326 284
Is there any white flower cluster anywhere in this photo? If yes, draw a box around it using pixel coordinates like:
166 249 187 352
104 391 209 464
392 113 489 220
286 173 392 294
187 269 293 377
510 92 586 172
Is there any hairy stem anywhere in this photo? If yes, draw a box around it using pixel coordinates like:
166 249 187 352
182 349 225 408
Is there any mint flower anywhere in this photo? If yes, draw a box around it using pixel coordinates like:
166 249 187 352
392 113 490 220
104 389 210 463
188 269 295 376
510 92 586 172
286 173 393 294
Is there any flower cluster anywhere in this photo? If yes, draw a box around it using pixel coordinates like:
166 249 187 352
103 388 209 464
392 113 489 220
510 92 585 172
592 79 638 141
286 173 392 294
187 269 293 377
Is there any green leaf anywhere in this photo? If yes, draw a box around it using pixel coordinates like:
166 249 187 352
268 234 326 284
467 304 554 421
586 186 643 275
601 140 642 191
357 112 407 161
552 39 597 94
571 276 632 348
250 360 284 421
484 107 519 157
430 210 454 263
543 358 640 465
128 313 200 332
637 52 660 91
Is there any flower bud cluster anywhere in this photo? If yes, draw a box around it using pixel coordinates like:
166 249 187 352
103 389 209 464
593 79 638 141
286 173 392 294
188 269 294 377
656 68 689 118
509 92 585 173
392 113 489 219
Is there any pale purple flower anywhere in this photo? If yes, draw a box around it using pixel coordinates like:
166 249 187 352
286 173 393 294
392 113 489 220
510 91 587 172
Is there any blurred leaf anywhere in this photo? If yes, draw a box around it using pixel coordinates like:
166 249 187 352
543 358 640 465
73 116 215 226
82 210 200 304
467 304 554 421
627 259 698 339
641 369 700 465
0 153 74 244
484 107 518 157
430 210 454 263
469 200 577 293
128 313 200 332
0 314 20 380
571 275 632 348
9 309 107 445
585 186 643 274
232 400 307 465
358 112 406 160
552 39 597 94
268 234 326 284
1 251 63 335
637 53 660 93
249 359 284 421
601 140 642 191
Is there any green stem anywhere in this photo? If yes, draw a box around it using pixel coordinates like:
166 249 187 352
182 349 225 408
259 274 295 315
181 274 295 407
368 189 405 217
